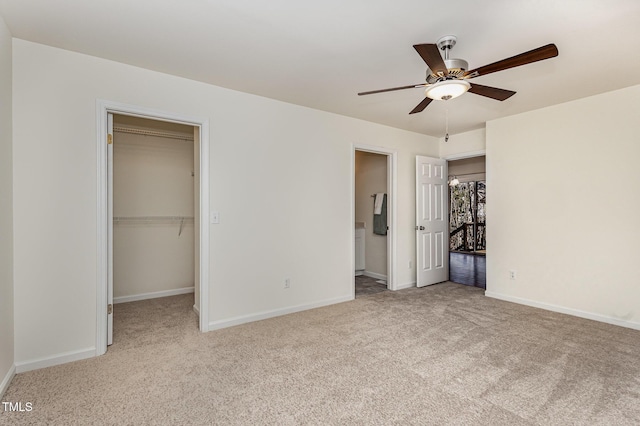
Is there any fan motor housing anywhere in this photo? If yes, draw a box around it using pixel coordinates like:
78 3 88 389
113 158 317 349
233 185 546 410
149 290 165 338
426 58 469 84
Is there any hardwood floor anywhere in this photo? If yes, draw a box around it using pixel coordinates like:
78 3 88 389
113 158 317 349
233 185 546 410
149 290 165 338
354 254 485 292
449 252 486 289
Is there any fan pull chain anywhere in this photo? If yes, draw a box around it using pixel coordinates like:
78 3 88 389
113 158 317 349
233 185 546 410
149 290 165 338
445 108 450 142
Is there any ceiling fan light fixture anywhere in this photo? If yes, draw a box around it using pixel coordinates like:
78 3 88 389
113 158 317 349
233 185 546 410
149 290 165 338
425 80 470 101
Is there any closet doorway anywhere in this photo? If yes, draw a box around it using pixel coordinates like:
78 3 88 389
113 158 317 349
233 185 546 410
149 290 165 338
353 146 397 297
111 115 198 345
96 99 210 356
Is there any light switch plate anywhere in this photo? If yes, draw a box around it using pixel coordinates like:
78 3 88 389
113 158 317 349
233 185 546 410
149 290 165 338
210 211 220 224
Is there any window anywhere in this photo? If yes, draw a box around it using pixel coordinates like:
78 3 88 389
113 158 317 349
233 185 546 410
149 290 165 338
449 180 486 252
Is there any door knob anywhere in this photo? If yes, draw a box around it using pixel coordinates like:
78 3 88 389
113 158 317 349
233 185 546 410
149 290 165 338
416 225 425 230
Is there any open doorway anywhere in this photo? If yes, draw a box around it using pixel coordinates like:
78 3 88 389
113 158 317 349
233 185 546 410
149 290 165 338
111 115 198 347
354 150 388 297
352 145 397 298
96 100 210 356
447 155 486 288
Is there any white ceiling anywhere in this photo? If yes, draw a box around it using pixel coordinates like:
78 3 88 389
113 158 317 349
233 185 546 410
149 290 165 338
1 0 639 137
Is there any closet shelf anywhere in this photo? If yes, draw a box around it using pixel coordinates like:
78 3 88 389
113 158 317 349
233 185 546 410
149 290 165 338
113 216 194 236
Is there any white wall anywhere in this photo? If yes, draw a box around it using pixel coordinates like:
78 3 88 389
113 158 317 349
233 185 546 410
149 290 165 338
0 14 14 395
439 128 485 159
11 39 439 365
354 151 387 278
112 121 195 300
448 156 485 183
486 84 640 328
193 128 201 313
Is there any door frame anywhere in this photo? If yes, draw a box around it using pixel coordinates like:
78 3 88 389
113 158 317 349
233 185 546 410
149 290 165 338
352 144 398 293
95 99 210 356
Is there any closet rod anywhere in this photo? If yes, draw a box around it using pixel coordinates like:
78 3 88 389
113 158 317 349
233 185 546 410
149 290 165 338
113 126 194 142
113 216 194 222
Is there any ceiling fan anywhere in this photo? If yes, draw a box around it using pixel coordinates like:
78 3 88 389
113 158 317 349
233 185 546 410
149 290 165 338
358 36 558 114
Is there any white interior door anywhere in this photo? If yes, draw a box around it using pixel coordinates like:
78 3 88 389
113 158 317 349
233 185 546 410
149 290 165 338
107 113 114 345
416 155 448 287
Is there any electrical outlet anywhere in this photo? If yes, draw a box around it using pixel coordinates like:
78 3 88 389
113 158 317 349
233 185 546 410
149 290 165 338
284 278 290 289
509 270 517 280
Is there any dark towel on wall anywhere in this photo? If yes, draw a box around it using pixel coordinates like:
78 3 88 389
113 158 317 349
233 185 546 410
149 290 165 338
373 194 387 236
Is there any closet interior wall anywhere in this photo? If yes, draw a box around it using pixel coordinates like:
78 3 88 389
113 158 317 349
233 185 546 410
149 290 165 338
112 115 196 302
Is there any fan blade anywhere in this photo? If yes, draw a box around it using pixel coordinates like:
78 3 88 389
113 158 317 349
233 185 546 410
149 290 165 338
413 44 448 76
468 84 516 101
358 83 427 96
409 97 433 114
464 44 558 78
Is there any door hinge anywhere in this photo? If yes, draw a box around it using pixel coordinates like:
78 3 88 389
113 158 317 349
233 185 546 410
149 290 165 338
107 304 113 315
107 134 113 145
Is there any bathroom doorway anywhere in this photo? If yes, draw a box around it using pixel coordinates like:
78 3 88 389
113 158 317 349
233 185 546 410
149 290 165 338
353 146 396 297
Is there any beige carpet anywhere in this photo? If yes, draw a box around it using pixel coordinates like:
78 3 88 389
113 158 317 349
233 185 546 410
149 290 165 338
2 282 640 425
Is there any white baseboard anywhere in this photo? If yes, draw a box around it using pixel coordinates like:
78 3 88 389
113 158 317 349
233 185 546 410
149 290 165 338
15 347 96 374
363 271 387 281
193 304 200 315
114 287 194 304
485 291 640 331
355 270 364 276
1 364 16 398
394 281 416 291
209 295 353 331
